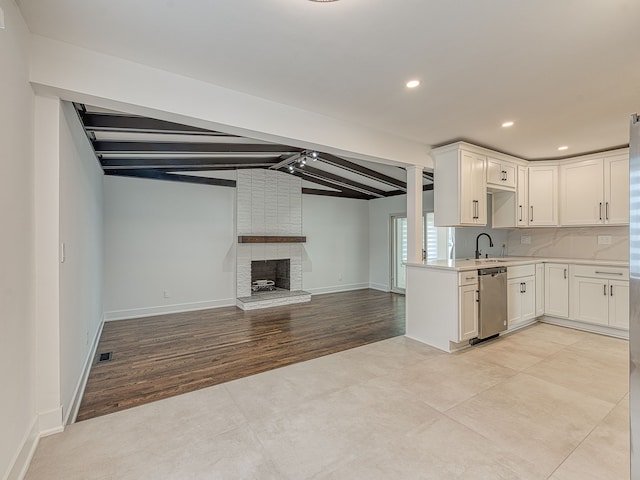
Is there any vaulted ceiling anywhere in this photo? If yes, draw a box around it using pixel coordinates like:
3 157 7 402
19 1 640 160
76 104 432 200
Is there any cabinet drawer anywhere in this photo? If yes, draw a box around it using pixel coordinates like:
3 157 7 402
571 265 629 280
459 270 478 286
507 264 535 279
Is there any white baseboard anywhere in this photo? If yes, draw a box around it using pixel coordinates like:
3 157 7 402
104 298 236 321
66 316 104 425
5 417 38 480
368 282 390 292
305 283 370 295
38 408 63 438
539 316 629 339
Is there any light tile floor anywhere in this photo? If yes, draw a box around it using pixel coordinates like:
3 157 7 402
25 323 630 480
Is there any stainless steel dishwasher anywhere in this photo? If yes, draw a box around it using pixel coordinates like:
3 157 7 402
472 266 508 344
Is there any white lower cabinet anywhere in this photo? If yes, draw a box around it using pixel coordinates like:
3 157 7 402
544 263 569 318
507 265 536 328
570 266 629 330
459 283 479 341
535 263 545 316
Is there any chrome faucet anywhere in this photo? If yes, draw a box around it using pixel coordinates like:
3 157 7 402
475 233 494 259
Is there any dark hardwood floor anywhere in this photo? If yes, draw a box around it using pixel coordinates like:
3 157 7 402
77 289 405 421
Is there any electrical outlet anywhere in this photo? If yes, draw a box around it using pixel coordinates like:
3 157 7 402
521 235 531 245
598 235 612 245
163 290 170 298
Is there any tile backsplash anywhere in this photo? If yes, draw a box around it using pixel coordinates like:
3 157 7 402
506 226 629 261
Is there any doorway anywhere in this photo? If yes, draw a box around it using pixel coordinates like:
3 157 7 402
390 213 452 293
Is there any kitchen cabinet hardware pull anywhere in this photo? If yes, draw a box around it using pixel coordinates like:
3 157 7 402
606 202 609 220
475 290 479 302
523 283 526 293
610 285 614 296
530 206 534 222
595 271 624 276
599 203 603 221
604 284 607 296
563 268 567 279
465 276 475 280
519 206 523 222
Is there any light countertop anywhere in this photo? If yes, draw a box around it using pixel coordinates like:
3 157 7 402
406 256 629 272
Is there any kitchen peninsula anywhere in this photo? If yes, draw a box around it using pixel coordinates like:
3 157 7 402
406 257 629 353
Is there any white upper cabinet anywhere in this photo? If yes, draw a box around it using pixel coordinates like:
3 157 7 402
434 146 487 226
517 166 528 226
604 154 630 225
527 166 558 226
560 153 629 226
487 157 516 190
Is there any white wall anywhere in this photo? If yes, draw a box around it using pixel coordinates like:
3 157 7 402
0 1 37 478
58 101 104 424
103 176 237 319
302 195 370 294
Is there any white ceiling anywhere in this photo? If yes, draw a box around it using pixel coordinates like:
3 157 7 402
18 0 640 160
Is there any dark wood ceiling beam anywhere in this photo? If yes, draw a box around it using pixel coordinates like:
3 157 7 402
100 157 278 169
318 153 407 191
104 169 236 187
80 112 224 135
283 169 374 200
295 165 388 198
93 141 303 155
302 188 375 199
383 183 434 198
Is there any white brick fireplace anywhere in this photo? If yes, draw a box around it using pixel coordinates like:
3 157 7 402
236 169 310 309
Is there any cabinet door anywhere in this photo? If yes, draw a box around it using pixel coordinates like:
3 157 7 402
487 158 504 186
560 159 604 225
459 284 478 341
528 166 558 226
521 277 536 321
460 151 486 225
488 158 516 189
545 263 569 318
604 154 630 225
507 278 523 326
608 280 630 329
517 166 528 226
535 263 545 316
571 277 609 326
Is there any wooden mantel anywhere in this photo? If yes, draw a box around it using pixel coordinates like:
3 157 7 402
238 235 306 244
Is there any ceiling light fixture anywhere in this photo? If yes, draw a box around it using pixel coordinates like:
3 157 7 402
558 146 569 151
501 121 514 128
406 80 421 89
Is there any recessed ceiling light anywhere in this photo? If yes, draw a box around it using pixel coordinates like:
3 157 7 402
501 121 514 128
406 80 421 89
558 146 569 151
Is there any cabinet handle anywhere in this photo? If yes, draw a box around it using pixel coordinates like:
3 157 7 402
563 268 567 279
595 271 624 276
530 206 534 222
599 203 603 221
475 290 479 303
610 285 614 296
606 202 609 221
502 170 507 181
466 276 475 280
519 206 523 222
523 283 526 293
603 284 607 296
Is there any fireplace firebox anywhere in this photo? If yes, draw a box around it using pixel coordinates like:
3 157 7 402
251 259 290 293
